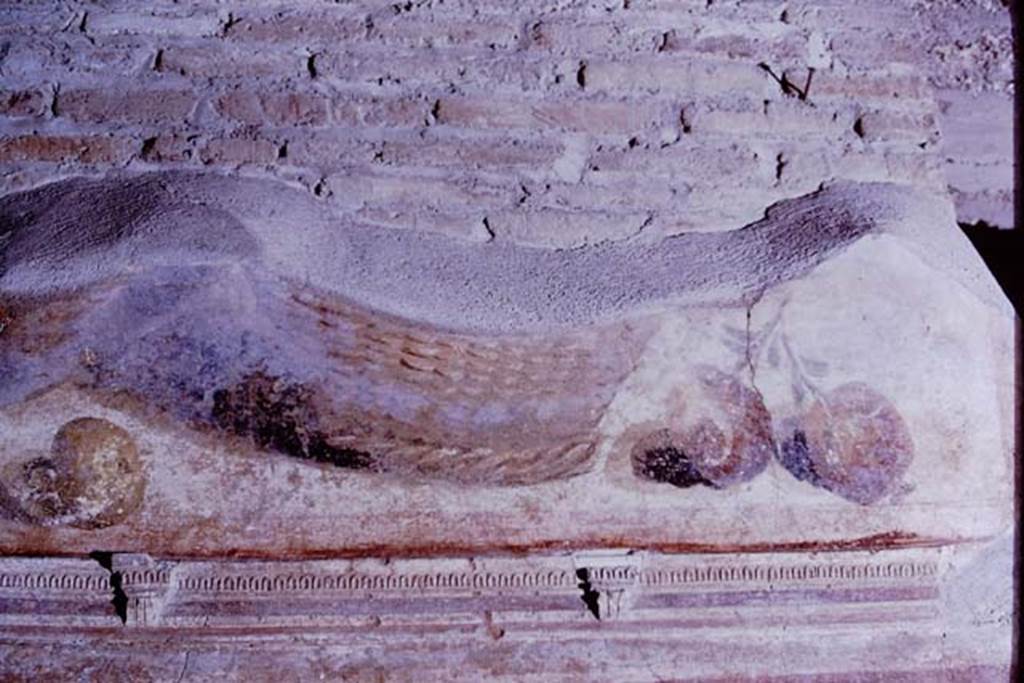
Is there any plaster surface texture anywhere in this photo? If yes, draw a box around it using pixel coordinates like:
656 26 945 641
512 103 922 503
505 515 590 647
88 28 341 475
0 169 1014 678
0 0 1016 680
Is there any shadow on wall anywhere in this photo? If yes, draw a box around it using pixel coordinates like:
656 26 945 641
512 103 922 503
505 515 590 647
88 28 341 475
959 222 1023 315
969 0 1024 316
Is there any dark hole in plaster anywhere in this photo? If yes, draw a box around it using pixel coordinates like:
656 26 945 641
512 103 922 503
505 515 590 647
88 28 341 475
482 610 505 640
679 108 692 133
576 568 601 620
775 153 787 182
88 551 128 625
140 137 158 159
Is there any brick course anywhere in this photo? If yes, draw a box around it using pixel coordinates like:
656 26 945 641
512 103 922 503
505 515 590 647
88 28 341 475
0 0 1014 243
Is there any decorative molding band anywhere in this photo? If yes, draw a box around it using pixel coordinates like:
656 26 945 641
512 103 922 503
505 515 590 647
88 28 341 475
0 570 109 592
0 547 944 631
6 544 1005 682
639 560 938 588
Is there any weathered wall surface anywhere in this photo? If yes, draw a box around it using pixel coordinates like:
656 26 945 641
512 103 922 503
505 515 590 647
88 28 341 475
0 0 1014 246
0 4 1015 678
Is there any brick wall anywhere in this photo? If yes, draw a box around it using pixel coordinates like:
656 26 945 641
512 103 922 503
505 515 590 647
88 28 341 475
0 0 1013 246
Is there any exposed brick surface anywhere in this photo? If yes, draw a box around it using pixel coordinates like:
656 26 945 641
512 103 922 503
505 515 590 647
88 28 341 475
223 12 369 44
0 90 49 118
156 45 305 78
139 132 200 163
59 88 197 125
436 96 676 135
87 9 221 38
332 95 429 128
0 135 133 164
217 91 330 127
586 58 776 98
0 0 1013 237
199 135 282 166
